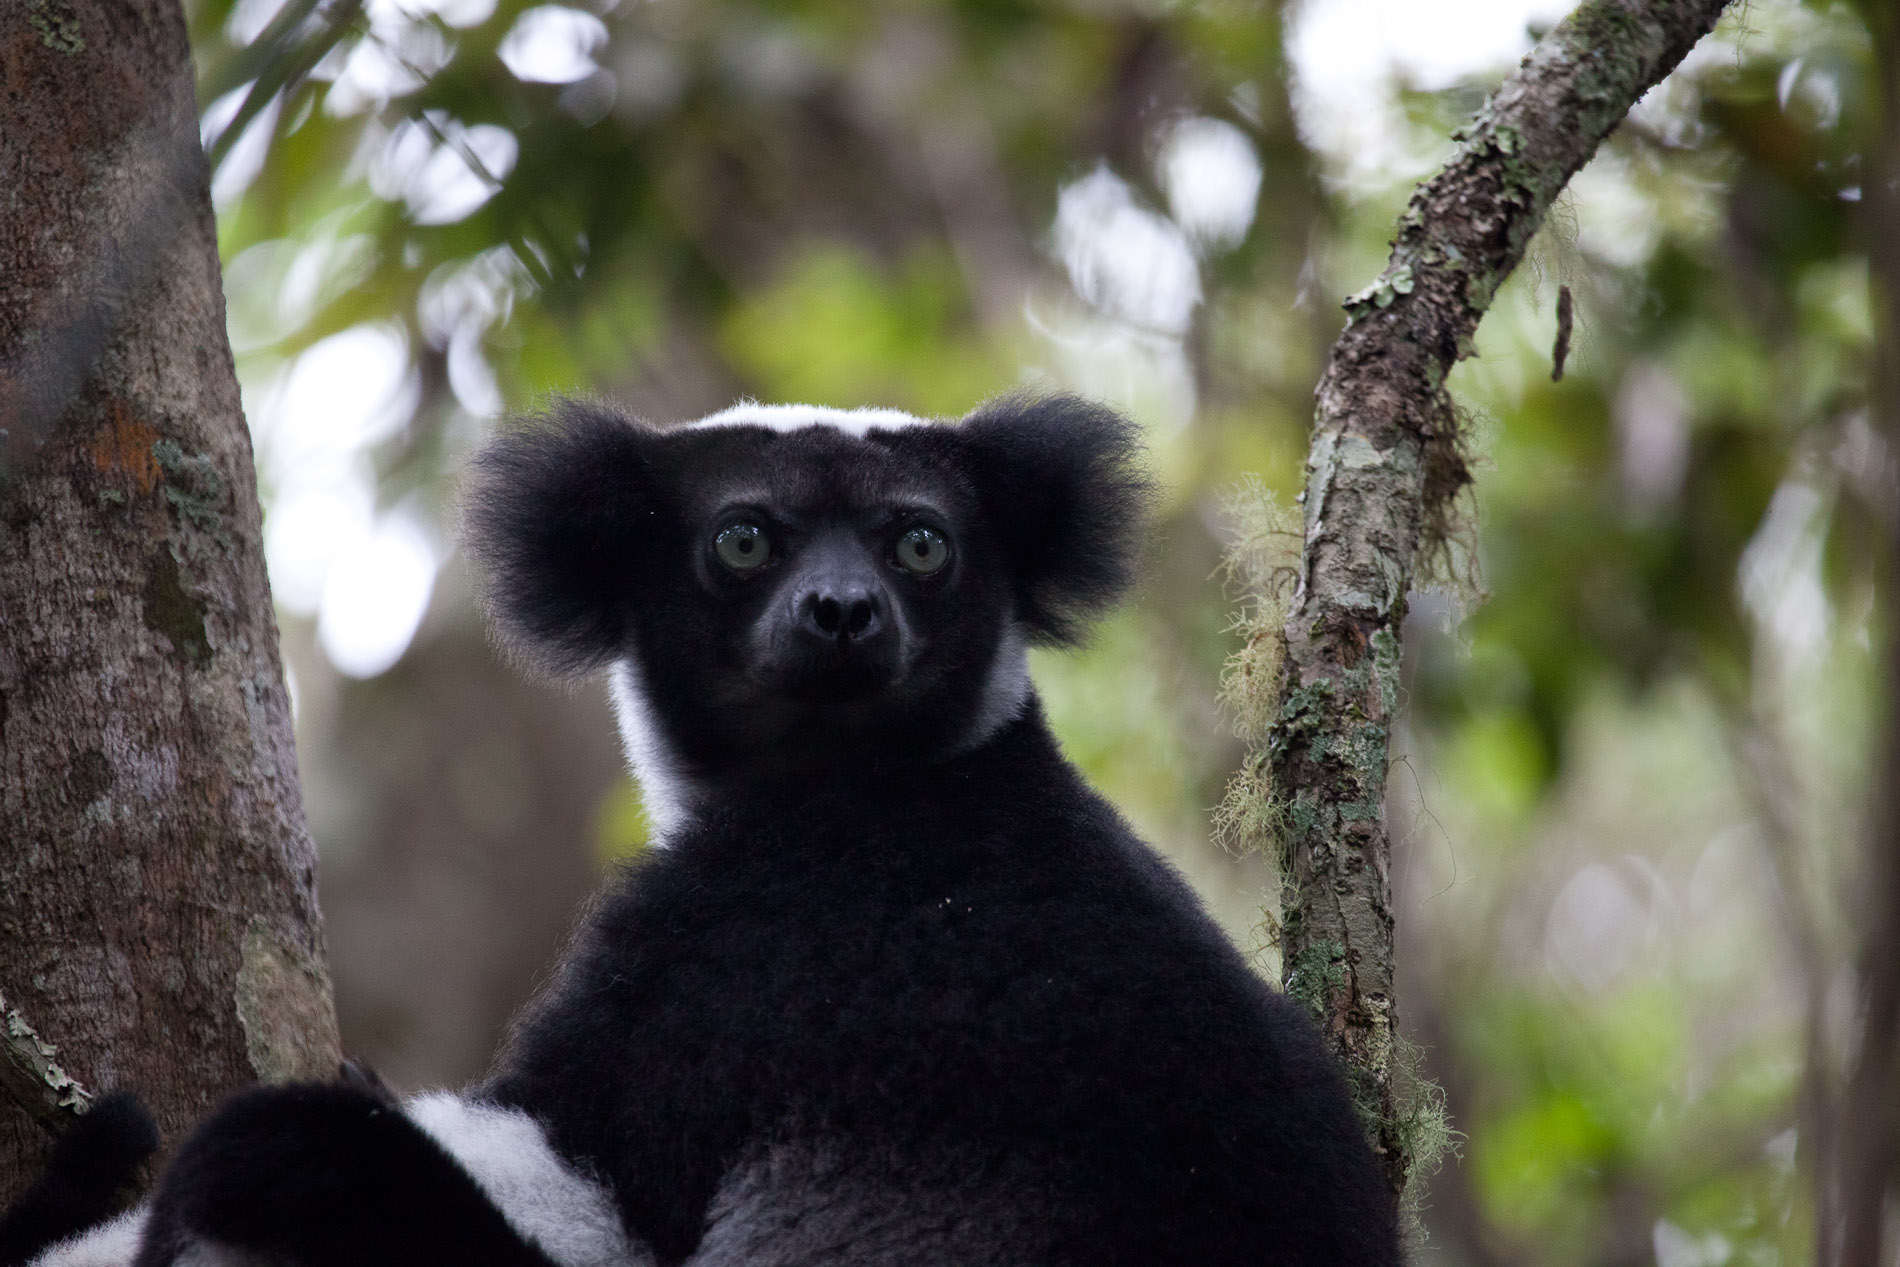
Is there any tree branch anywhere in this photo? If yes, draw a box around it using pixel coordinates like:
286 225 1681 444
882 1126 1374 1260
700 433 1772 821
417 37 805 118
0 992 93 1131
1270 0 1735 1197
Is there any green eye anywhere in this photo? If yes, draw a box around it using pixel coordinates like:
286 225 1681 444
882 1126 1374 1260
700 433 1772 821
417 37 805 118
715 522 772 572
894 526 949 576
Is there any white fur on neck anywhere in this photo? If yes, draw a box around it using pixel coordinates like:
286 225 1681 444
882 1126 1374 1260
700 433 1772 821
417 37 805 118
687 402 928 436
606 619 1030 842
960 621 1031 752
607 657 694 843
405 1093 645 1267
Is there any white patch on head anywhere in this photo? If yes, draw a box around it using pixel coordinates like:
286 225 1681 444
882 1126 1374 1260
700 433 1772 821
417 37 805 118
960 621 1031 752
29 1207 146 1267
687 402 929 436
404 1092 650 1267
607 657 694 842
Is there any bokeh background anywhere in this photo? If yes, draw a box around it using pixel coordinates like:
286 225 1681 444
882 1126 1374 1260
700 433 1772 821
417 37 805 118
183 0 1883 1261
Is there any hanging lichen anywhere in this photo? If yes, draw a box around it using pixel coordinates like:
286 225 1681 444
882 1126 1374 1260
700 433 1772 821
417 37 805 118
1212 478 1302 876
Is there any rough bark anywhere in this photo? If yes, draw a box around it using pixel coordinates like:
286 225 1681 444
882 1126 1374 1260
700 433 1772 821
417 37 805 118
1271 0 1734 1196
0 0 339 1199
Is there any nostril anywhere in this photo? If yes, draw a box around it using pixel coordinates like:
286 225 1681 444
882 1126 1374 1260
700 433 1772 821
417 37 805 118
801 590 882 643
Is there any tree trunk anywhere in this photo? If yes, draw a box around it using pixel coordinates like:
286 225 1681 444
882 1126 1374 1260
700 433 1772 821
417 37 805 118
1270 0 1734 1197
0 0 339 1199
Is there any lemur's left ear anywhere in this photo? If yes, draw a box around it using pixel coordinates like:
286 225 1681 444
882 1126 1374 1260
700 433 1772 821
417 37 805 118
955 394 1157 646
462 399 658 676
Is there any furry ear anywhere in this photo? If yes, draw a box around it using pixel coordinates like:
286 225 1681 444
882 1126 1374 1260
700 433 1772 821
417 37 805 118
955 394 1157 645
462 400 658 676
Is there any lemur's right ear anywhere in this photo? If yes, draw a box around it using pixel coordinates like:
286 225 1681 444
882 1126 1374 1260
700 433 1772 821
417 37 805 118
954 394 1156 646
462 400 657 676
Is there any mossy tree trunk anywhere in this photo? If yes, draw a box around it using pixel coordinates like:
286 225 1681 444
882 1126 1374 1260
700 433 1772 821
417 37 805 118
0 0 339 1199
1266 0 1735 1198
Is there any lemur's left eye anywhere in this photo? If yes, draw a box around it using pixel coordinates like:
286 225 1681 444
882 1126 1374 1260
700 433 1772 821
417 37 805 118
715 522 772 573
894 526 949 576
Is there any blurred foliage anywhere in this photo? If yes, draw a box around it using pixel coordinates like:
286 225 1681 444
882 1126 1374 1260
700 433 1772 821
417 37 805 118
185 0 1890 1260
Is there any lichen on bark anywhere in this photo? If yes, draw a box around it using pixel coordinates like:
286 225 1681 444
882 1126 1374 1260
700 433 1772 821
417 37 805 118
0 992 93 1126
1229 0 1738 1206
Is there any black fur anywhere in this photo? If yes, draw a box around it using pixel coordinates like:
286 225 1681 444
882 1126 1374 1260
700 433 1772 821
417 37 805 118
956 394 1156 645
489 708 1396 1266
466 394 1395 1264
463 398 657 677
0 1094 156 1267
130 394 1397 1267
134 1082 559 1267
463 397 1156 677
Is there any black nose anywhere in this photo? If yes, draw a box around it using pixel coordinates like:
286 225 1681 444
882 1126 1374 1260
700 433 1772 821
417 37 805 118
799 587 883 644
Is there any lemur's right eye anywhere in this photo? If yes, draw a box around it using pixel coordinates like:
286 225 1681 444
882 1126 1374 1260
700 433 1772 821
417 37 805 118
714 522 772 573
894 526 949 576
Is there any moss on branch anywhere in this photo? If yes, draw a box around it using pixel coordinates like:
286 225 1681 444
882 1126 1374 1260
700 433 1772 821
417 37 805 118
1222 0 1738 1210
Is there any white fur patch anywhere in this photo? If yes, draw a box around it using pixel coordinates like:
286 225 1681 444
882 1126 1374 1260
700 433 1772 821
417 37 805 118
29 1208 267 1267
405 1092 647 1267
687 403 928 436
961 621 1031 752
29 1207 145 1267
607 657 692 843
26 1102 646 1267
607 618 1027 845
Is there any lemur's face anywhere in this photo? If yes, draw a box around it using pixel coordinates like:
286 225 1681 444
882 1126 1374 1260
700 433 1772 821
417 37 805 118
465 397 1150 832
689 432 963 705
628 420 1020 788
